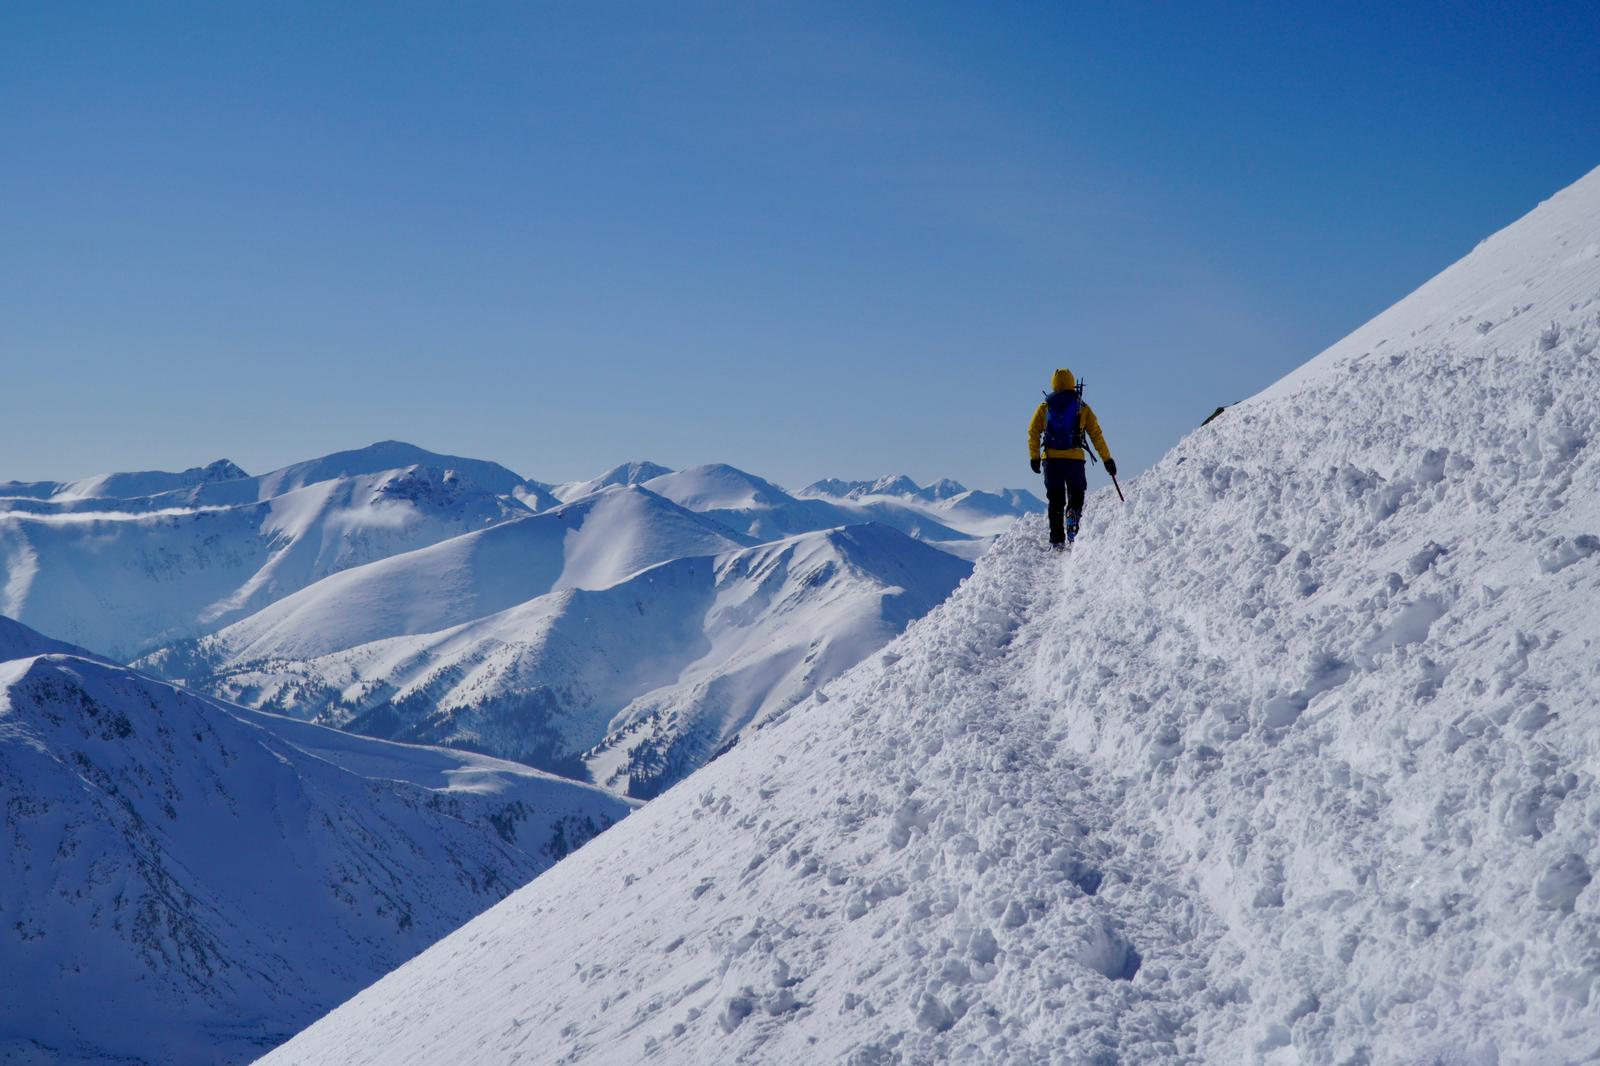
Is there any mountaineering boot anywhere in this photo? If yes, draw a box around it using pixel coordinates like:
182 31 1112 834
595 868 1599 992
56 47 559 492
1065 508 1081 544
1051 541 1066 553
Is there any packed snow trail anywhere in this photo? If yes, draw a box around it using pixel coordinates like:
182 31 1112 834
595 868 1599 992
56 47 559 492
265 166 1600 1064
262 524 1239 1064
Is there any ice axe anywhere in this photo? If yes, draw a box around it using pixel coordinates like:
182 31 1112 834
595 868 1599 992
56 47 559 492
1086 443 1126 503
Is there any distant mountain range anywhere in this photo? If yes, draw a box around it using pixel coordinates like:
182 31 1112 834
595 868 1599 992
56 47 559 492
3 448 1037 796
259 159 1600 1066
0 447 1035 1060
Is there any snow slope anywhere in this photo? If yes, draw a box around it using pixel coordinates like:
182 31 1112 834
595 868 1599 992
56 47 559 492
0 627 629 1065
151 486 752 670
552 460 675 502
178 524 969 795
586 524 972 797
248 440 547 503
264 167 1600 1065
0 458 251 503
0 463 530 659
0 613 104 662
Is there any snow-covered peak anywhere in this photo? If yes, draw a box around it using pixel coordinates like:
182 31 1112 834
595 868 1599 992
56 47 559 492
199 457 250 482
919 477 969 500
40 457 252 501
798 474 940 500
643 463 793 511
794 476 860 498
264 166 1600 1065
0 462 533 660
941 486 1046 518
175 485 752 667
868 473 922 497
552 460 676 502
253 440 535 499
178 517 969 795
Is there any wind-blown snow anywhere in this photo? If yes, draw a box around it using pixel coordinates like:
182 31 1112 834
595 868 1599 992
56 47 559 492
264 166 1600 1065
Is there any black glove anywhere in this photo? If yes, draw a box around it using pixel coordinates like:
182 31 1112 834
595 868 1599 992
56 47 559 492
1029 458 1041 474
1104 458 1118 478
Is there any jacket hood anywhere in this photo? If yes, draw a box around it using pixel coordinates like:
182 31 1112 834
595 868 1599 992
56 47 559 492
1051 368 1076 391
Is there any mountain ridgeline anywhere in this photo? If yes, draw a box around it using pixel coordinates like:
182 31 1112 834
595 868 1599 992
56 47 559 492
263 167 1600 1064
3 452 1032 796
0 453 1028 1063
0 617 630 1065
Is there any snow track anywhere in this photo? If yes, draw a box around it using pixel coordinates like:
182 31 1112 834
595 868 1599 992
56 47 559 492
268 166 1600 1064
262 524 1239 1065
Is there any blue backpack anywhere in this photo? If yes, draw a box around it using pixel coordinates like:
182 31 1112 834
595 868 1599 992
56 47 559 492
1042 386 1084 451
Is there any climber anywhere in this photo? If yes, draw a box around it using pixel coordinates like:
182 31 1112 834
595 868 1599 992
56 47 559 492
1027 368 1115 550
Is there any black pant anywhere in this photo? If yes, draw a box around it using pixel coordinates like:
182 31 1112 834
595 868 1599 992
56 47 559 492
1043 458 1087 544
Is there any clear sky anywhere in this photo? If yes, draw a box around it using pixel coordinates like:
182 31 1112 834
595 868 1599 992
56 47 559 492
3 2 1597 492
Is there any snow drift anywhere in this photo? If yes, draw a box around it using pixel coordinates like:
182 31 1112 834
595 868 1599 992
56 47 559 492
264 168 1600 1064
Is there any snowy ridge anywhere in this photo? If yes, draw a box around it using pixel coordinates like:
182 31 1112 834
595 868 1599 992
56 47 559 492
2 443 1013 665
162 523 969 797
257 517 1218 1066
0 458 250 503
265 166 1600 1064
797 474 1045 542
626 465 995 558
0 631 630 1066
0 461 533 659
552 460 675 502
150 485 752 669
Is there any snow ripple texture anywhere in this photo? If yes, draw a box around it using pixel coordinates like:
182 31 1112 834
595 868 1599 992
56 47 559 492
263 168 1600 1064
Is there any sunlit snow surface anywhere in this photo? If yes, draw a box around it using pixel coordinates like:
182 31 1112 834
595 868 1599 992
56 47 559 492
264 168 1600 1064
0 457 536 660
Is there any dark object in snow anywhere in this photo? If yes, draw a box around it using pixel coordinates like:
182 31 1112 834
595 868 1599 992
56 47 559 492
1201 403 1239 427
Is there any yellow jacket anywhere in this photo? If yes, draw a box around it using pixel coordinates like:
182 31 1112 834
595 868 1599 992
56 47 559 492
1028 368 1112 462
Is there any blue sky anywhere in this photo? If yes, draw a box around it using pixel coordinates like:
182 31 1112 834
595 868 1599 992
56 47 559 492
3 2 1597 492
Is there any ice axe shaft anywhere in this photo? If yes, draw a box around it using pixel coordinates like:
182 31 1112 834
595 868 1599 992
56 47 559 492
1087 442 1126 503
